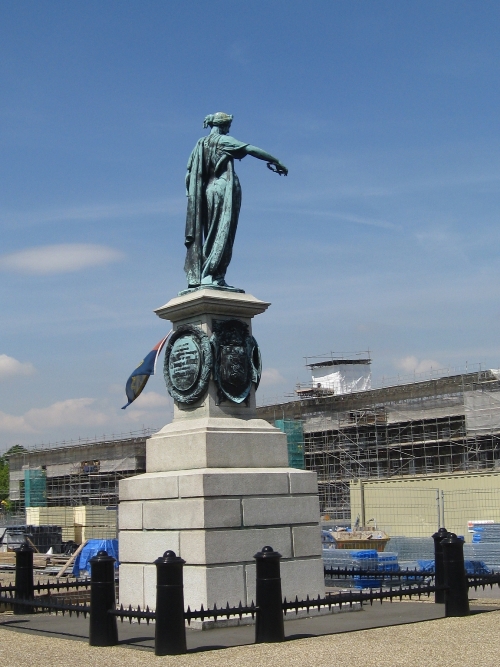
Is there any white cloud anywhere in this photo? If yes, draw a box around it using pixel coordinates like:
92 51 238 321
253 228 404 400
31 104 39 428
0 411 34 433
0 398 109 433
0 391 172 437
396 356 443 375
123 391 172 423
24 398 109 429
0 354 36 380
131 391 169 409
0 244 124 275
260 368 287 387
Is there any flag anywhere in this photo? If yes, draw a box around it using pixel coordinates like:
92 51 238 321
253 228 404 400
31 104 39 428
122 332 172 409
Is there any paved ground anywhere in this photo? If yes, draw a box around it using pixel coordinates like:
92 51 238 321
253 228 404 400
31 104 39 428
0 599 499 666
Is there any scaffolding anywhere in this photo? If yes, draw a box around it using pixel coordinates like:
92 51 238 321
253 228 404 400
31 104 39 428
5 430 152 540
257 368 500 521
8 429 152 508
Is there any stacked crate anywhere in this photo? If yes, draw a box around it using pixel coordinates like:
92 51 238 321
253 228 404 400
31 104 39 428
25 507 76 541
74 506 117 542
26 506 117 544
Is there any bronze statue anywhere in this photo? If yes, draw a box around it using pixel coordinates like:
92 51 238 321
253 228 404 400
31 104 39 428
183 112 287 290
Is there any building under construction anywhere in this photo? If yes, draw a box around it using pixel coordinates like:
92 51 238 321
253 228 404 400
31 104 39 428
6 429 152 541
7 359 500 540
256 359 500 522
8 430 151 507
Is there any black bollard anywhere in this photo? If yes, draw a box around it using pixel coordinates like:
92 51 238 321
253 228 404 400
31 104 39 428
14 543 35 615
89 550 118 646
154 551 187 656
254 546 284 643
432 527 449 603
441 533 469 617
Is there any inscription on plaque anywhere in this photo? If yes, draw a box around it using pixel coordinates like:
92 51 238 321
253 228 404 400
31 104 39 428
168 336 201 391
163 324 212 405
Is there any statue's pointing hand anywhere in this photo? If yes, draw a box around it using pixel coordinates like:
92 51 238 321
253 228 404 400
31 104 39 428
267 162 288 176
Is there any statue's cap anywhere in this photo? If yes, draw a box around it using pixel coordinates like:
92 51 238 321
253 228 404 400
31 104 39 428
204 112 233 128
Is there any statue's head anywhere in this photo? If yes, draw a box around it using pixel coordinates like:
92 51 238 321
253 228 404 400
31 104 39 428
204 112 233 134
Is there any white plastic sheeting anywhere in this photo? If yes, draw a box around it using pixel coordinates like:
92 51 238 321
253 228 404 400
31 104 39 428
311 363 371 395
464 387 500 433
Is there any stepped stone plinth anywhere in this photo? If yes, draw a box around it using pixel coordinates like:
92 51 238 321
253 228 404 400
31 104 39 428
118 289 324 611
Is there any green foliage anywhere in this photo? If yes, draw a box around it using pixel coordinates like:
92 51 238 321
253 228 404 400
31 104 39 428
0 445 27 503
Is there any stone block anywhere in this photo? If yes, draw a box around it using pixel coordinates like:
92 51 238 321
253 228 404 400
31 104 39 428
155 290 270 324
119 530 180 563
142 498 241 530
147 437 288 472
292 525 323 558
146 417 289 472
288 470 319 494
178 469 290 498
119 502 143 530
179 526 292 564
180 564 247 610
143 563 247 610
242 495 320 527
119 473 178 501
143 564 157 610
118 563 144 608
173 379 258 421
245 557 325 605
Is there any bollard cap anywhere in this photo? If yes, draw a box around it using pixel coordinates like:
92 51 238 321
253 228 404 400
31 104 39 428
432 527 449 540
89 550 116 564
15 543 34 553
254 545 282 560
154 550 186 566
440 532 462 545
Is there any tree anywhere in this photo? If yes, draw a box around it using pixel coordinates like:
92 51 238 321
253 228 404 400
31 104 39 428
0 445 28 504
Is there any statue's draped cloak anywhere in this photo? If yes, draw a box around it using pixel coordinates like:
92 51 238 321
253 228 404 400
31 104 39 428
184 133 248 286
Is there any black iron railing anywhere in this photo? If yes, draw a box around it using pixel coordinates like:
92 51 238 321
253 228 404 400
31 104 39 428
1 528 498 655
324 566 434 580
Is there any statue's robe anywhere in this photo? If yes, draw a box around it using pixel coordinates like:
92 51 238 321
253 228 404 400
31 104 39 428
184 134 248 287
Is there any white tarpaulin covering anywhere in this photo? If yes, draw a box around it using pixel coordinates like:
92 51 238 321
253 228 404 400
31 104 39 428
311 363 371 395
464 386 500 434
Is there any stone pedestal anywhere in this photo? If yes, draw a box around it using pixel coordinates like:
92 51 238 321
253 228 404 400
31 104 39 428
118 289 324 610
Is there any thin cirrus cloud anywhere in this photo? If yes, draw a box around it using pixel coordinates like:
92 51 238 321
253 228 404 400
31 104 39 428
2 198 184 229
0 244 124 275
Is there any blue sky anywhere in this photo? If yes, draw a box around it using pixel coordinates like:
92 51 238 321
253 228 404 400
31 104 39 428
2 1 500 448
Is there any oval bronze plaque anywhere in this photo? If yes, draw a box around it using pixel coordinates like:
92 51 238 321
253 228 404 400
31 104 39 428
168 335 201 392
164 324 212 405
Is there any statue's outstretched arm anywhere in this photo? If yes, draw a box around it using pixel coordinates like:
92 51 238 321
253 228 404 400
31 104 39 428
245 145 288 175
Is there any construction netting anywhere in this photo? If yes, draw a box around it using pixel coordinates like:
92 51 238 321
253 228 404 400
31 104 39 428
24 469 47 507
275 420 305 469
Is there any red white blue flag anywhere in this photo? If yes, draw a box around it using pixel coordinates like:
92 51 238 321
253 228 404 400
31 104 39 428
122 332 172 409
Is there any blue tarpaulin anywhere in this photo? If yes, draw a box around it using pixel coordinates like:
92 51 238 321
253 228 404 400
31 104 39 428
72 539 119 577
